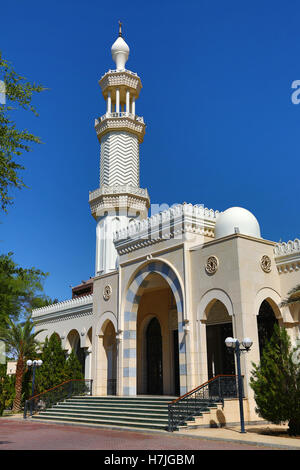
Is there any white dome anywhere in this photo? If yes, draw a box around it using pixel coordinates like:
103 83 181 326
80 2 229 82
111 36 130 70
214 207 261 239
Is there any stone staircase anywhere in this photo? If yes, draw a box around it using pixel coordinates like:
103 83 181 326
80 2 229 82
31 396 218 431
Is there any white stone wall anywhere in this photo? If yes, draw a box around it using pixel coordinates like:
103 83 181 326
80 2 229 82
100 131 139 187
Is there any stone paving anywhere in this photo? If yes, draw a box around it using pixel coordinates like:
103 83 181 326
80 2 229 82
176 423 300 450
0 417 298 450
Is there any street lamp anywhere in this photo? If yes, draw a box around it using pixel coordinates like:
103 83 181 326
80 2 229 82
224 337 253 433
27 359 43 397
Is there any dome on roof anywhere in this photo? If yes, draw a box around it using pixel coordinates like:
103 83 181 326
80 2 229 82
111 36 130 70
214 207 261 239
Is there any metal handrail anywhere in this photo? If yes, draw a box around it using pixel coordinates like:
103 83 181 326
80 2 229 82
167 375 243 432
23 379 93 419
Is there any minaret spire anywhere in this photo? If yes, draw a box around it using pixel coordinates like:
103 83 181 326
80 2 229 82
89 29 150 276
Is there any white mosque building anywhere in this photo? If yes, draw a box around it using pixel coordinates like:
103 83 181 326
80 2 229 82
32 27 300 425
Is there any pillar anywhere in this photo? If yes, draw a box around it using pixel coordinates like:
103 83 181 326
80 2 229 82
126 89 130 113
116 88 120 113
131 96 135 115
84 348 92 380
107 91 111 114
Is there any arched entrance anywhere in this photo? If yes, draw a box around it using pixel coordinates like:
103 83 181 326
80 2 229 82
137 274 180 396
257 300 279 356
205 300 235 379
146 317 163 395
124 261 184 396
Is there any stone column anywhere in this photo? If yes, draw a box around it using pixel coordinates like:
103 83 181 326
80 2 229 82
107 91 111 114
131 96 135 115
198 320 209 385
126 89 130 113
84 347 92 380
115 88 120 113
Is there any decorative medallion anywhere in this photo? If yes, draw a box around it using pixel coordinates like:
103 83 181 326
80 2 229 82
103 284 112 301
261 255 272 273
205 256 219 275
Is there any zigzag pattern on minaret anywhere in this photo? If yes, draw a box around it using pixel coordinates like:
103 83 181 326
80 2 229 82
100 132 140 187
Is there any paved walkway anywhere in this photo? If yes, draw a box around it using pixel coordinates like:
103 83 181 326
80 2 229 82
175 423 300 450
1 415 299 450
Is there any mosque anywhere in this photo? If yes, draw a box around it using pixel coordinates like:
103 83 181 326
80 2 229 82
32 26 300 424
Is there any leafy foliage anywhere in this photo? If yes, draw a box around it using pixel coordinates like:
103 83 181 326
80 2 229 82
0 52 45 212
0 364 15 415
280 284 300 308
35 333 84 394
250 324 300 435
0 252 50 327
35 333 69 393
65 349 84 381
0 317 45 412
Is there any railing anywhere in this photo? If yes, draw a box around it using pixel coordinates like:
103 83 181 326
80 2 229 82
89 185 149 201
23 379 93 419
167 375 243 432
97 112 144 124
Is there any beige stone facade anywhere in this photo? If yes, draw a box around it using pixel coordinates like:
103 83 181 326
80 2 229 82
32 219 300 422
31 31 300 425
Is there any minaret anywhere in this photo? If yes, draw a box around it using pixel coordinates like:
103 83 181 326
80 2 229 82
89 24 150 275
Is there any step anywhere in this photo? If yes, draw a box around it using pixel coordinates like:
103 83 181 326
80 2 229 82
31 395 218 431
32 414 172 430
59 402 170 411
47 407 170 420
68 397 173 404
36 410 170 424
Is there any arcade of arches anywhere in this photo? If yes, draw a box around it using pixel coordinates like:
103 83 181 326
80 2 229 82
63 294 280 397
203 298 279 381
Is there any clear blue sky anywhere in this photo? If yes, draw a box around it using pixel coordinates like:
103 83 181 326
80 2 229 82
1 0 300 302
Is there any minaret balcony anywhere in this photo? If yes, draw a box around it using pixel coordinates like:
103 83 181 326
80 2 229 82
95 112 145 143
98 112 144 124
89 184 150 220
99 69 142 99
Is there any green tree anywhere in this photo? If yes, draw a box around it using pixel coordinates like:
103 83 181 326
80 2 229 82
0 52 45 212
0 252 51 327
0 317 44 412
35 333 69 393
280 284 300 308
250 324 300 435
65 349 84 381
0 364 15 415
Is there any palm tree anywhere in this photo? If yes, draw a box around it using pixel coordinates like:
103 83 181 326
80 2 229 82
280 284 300 308
0 317 44 412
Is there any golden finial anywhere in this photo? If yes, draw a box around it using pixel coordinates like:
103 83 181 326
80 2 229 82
118 20 122 37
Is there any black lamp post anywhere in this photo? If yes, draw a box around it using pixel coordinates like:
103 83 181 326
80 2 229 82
225 337 253 433
26 359 43 397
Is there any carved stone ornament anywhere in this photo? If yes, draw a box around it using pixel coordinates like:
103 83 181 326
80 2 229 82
103 284 112 301
205 256 219 275
261 255 272 273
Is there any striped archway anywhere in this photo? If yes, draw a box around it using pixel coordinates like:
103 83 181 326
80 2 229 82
122 260 186 396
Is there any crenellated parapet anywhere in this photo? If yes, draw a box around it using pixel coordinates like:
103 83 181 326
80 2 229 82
32 295 93 323
95 113 145 145
274 238 300 273
99 69 142 100
113 203 220 254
